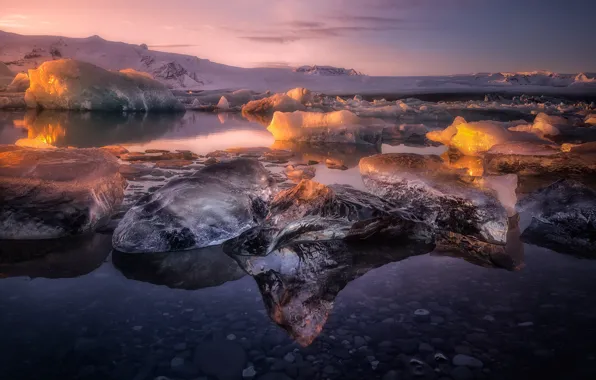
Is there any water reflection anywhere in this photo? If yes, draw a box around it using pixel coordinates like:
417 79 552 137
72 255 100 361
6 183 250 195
112 245 246 290
0 111 273 154
0 234 112 279
228 239 433 346
271 141 380 168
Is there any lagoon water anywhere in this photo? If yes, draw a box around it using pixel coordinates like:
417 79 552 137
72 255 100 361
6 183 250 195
1 110 595 380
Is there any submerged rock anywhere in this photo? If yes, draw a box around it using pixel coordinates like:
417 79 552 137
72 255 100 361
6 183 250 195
0 145 126 239
25 59 183 111
517 179 596 256
267 110 383 145
112 159 276 253
112 245 246 289
359 153 509 244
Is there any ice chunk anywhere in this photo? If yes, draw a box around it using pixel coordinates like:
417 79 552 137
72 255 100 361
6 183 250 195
0 145 126 239
285 87 313 105
449 120 513 156
476 174 518 217
517 180 596 256
360 153 509 244
584 113 596 126
267 110 383 145
217 96 230 110
112 159 276 253
6 72 30 92
242 93 305 114
223 179 434 257
24 59 183 111
508 112 568 138
428 116 548 156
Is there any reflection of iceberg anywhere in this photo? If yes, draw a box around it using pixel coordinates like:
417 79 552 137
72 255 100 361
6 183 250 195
112 245 246 290
433 215 524 271
228 239 431 346
271 141 380 168
12 110 184 148
0 234 112 279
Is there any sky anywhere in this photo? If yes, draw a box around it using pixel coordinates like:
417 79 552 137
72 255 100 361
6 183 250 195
1 0 594 76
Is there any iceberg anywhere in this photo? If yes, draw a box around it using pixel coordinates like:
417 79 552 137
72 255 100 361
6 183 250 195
24 59 184 111
267 110 383 145
112 159 276 253
0 145 126 239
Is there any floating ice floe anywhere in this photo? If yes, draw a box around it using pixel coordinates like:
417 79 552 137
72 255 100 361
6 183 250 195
112 159 276 253
0 145 126 239
267 110 383 145
24 59 184 111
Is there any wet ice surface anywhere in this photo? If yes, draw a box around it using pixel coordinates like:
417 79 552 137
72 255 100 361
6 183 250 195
1 99 596 380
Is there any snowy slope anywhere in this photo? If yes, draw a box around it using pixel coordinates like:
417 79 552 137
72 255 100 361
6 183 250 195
1 30 595 94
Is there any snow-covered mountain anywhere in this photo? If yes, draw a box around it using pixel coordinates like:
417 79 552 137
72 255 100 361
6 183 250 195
294 65 364 76
1 30 595 94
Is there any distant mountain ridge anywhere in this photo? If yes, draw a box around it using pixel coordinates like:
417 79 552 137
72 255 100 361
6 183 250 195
293 65 364 76
1 30 595 94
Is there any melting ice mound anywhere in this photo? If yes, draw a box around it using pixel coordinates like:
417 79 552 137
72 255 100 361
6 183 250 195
267 110 383 145
0 145 126 239
112 159 276 253
24 59 184 111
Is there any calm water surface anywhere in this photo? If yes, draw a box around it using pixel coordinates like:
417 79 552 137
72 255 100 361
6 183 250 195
1 111 595 380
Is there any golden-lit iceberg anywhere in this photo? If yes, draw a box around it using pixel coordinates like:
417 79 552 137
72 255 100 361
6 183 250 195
25 59 183 111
